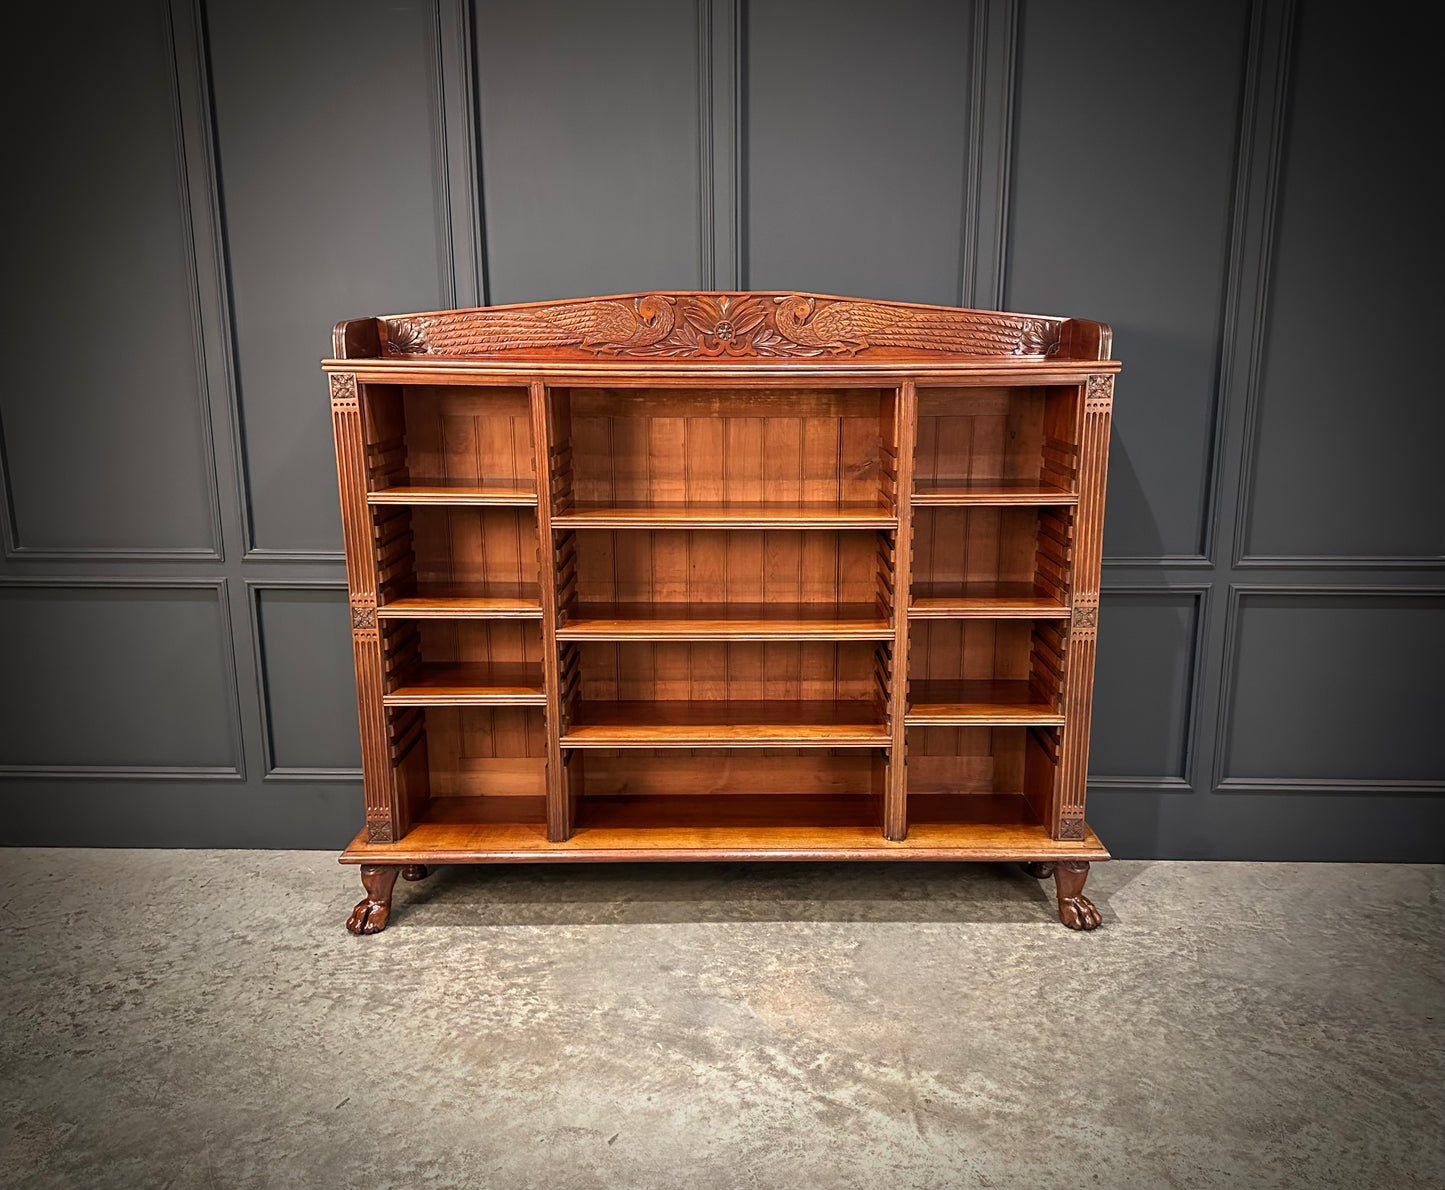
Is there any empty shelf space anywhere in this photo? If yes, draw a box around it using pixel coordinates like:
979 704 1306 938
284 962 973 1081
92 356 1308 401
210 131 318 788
377 582 544 619
368 479 537 506
342 793 1108 862
909 583 1070 618
911 479 1076 506
384 662 546 706
560 700 889 748
553 501 896 529
906 680 1063 725
557 602 892 640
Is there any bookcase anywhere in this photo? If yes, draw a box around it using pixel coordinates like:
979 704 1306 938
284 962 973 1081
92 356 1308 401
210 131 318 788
326 293 1118 933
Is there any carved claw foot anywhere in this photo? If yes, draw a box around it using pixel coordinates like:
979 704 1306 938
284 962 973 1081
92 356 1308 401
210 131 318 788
346 864 400 935
401 864 429 882
1054 860 1102 931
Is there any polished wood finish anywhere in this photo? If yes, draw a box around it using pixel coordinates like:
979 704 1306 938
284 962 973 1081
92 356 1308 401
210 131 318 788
909 582 1070 618
368 479 537 506
906 680 1065 725
346 864 399 934
341 793 1109 864
383 662 546 706
327 292 1117 930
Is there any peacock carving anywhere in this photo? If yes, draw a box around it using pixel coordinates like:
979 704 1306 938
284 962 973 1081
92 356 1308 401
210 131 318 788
774 295 1058 357
390 295 676 356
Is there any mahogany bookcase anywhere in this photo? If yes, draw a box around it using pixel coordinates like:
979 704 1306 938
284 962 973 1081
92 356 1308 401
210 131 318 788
324 293 1118 933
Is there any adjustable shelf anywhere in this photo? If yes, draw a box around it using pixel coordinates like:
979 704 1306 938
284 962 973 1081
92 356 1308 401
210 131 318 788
327 291 1117 933
911 479 1076 506
384 662 546 706
377 583 544 619
368 479 538 506
906 680 1063 726
909 582 1070 619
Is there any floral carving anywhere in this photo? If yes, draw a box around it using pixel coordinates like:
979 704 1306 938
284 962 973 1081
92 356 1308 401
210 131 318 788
1085 375 1114 413
385 319 428 354
383 293 1064 360
329 373 357 404
1072 605 1098 629
350 604 376 631
1058 817 1086 840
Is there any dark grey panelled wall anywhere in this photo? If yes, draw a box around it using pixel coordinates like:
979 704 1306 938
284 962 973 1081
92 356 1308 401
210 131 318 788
1 0 1440 857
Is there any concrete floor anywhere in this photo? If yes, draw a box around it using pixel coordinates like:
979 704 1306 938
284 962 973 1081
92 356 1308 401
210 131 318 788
0 853 1440 1190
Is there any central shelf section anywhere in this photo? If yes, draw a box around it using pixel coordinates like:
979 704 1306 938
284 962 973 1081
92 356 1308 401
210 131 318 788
559 699 889 747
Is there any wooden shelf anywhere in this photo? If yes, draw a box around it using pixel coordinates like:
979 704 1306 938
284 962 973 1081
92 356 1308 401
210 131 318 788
909 583 1070 619
906 680 1063 725
911 479 1076 506
557 602 892 640
552 500 896 529
340 793 1109 862
384 662 546 706
560 700 889 748
368 479 538 506
376 582 544 619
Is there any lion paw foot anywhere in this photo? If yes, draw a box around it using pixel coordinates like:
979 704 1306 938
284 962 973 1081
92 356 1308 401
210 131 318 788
346 897 391 935
1059 894 1102 931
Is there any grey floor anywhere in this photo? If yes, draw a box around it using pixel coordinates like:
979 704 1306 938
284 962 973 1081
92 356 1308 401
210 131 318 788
0 853 1440 1190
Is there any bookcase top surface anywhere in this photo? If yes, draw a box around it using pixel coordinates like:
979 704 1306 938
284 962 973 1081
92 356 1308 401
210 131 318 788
327 291 1116 378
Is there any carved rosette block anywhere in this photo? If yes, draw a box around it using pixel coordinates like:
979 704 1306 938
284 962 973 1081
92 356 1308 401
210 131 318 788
383 293 1064 361
329 371 358 409
1058 817 1086 841
1085 374 1114 413
350 598 378 637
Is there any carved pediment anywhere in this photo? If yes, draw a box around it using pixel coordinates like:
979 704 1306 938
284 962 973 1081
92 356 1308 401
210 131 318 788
379 292 1063 361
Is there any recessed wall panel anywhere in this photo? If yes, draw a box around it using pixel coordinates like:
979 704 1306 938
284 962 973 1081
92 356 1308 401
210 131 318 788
1224 594 1445 784
1242 7 1444 562
745 0 972 304
1006 0 1249 560
0 586 236 770
1089 592 1200 781
254 588 361 772
207 0 447 554
474 0 702 302
0 2 215 554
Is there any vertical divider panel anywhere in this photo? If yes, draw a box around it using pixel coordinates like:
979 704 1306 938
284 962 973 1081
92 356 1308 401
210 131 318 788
885 380 919 840
331 373 407 842
1055 375 1113 839
530 378 572 841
